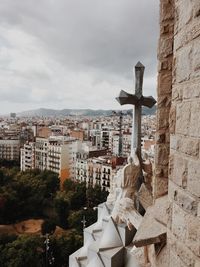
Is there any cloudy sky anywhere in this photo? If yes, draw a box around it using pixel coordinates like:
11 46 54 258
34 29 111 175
0 0 159 114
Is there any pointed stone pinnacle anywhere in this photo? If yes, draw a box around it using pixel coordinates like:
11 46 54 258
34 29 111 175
135 61 145 68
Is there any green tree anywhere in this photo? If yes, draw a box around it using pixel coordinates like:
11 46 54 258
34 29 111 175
0 169 60 223
86 184 108 208
54 192 70 228
36 170 60 197
68 210 84 232
63 179 76 192
0 235 44 267
51 230 82 267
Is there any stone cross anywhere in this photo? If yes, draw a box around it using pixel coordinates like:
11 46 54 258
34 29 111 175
116 62 156 162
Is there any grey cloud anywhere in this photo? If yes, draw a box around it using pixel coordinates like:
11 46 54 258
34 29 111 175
0 0 159 113
0 0 159 74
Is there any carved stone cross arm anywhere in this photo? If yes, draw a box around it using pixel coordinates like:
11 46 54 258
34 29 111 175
116 62 156 160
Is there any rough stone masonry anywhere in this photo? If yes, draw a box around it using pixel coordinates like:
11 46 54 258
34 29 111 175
155 0 200 266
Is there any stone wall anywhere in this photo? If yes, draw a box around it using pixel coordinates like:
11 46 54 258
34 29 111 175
154 0 174 198
168 0 200 266
156 0 200 266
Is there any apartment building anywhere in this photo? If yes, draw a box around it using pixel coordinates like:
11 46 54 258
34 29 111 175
35 137 48 170
89 129 101 149
0 139 20 161
20 142 35 171
76 155 125 191
101 163 112 190
101 128 111 150
111 132 131 156
21 136 78 185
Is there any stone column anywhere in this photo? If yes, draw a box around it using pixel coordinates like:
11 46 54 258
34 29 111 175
154 0 174 199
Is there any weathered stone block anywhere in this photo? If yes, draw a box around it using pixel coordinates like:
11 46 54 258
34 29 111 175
189 101 200 138
171 202 200 258
158 71 172 95
133 196 168 247
174 19 200 51
191 42 200 79
157 94 171 108
169 154 188 188
175 0 193 32
177 136 199 158
157 107 170 129
153 176 168 199
171 203 187 241
158 57 173 72
175 45 192 83
160 1 174 23
195 259 200 267
169 250 185 267
158 36 174 59
170 239 196 267
155 144 170 166
187 215 200 257
187 160 200 197
182 80 200 100
172 84 183 103
168 181 198 216
161 21 174 36
176 102 191 135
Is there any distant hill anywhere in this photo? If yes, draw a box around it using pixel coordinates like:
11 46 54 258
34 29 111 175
17 106 156 117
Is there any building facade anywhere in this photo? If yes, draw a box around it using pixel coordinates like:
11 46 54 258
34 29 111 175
20 142 35 171
0 139 20 161
21 136 78 185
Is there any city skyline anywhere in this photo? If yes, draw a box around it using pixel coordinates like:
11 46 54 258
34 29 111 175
0 0 159 114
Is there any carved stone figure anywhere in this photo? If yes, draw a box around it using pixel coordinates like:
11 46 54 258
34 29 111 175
120 154 140 199
110 152 142 229
106 168 122 206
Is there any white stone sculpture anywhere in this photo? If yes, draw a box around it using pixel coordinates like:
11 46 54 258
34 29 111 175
106 168 122 206
120 154 140 199
110 152 142 230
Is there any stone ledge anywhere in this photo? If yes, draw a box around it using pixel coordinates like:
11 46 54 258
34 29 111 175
132 196 168 248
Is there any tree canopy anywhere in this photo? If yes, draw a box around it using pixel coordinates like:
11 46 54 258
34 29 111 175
0 167 108 266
